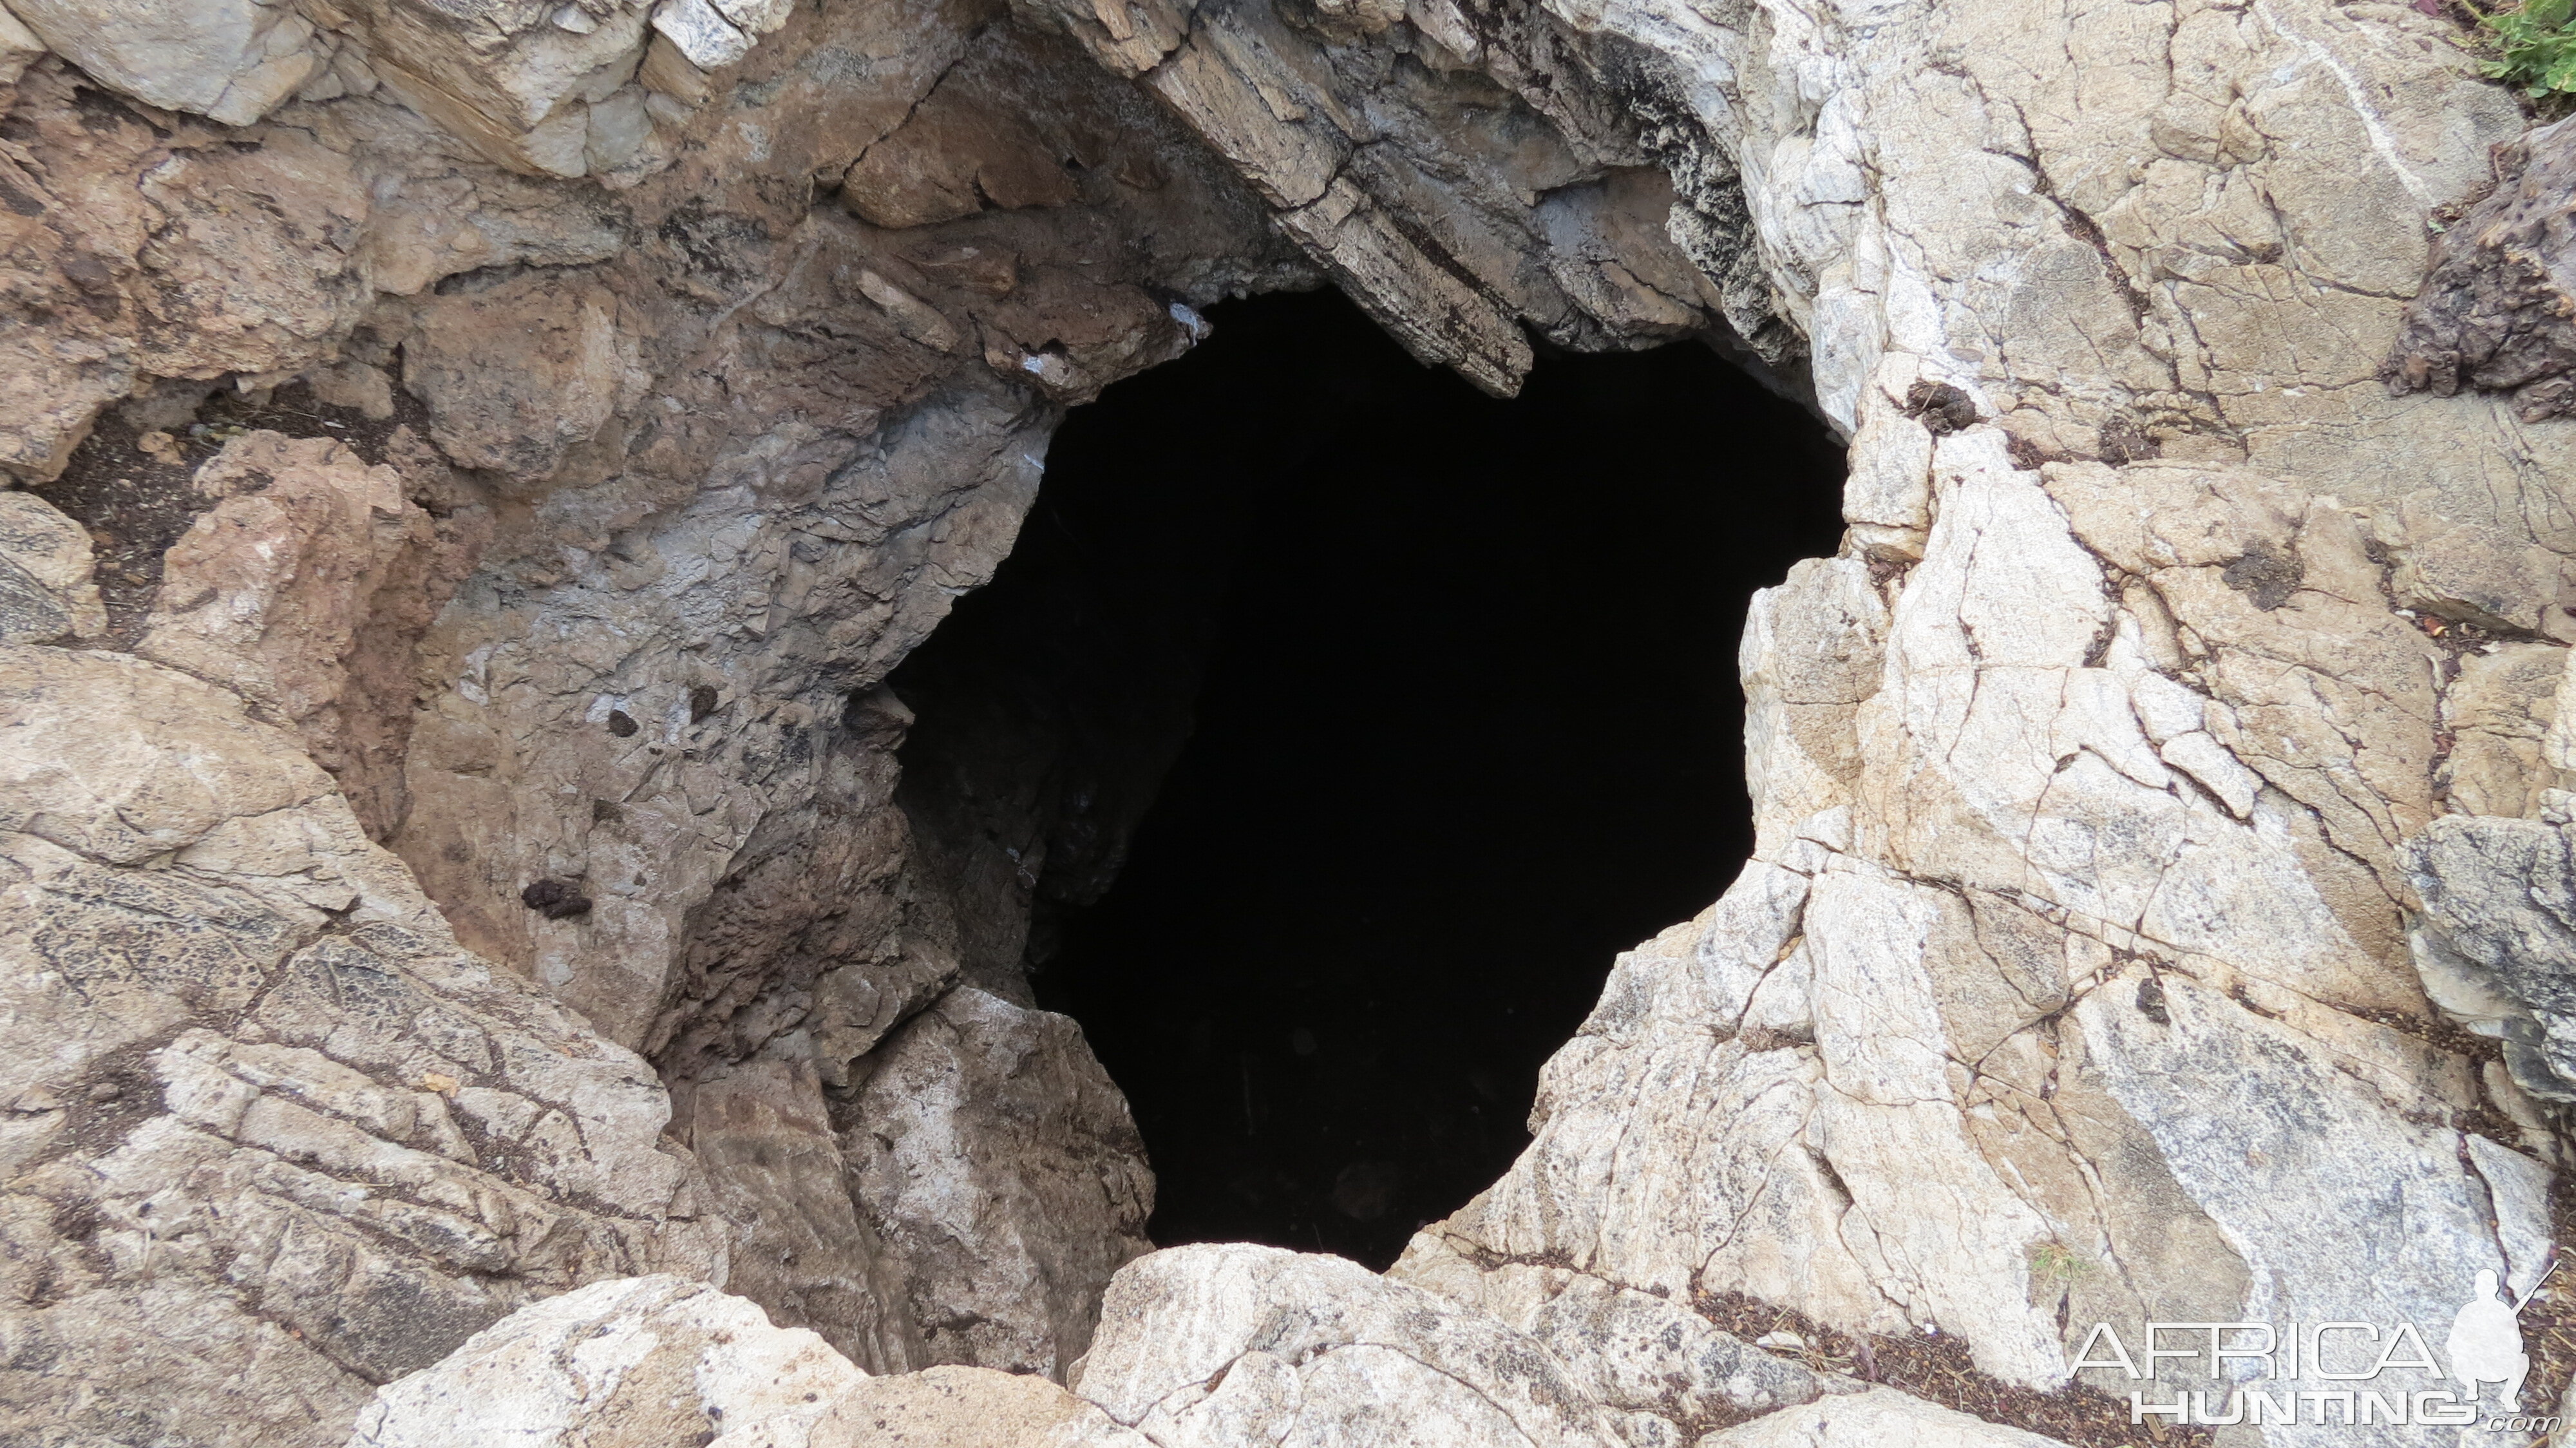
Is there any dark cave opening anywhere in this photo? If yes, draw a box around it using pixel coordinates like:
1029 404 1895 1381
887 288 1844 1269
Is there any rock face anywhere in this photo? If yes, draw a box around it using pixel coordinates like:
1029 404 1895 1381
2408 792 2576 1104
1 0 2572 1444
137 430 488 838
0 645 722 1447
802 1366 1151 1448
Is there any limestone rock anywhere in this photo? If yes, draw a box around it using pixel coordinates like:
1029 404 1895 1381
1076 1243 1626 1447
1392 1257 1826 1443
0 644 723 1448
841 72 1083 231
840 987 1153 1378
5 0 2576 1442
1019 0 1749 392
347 1274 864 1448
805 1364 1150 1448
2441 642 2568 819
401 272 639 481
1699 1388 2074 1448
6 0 330 124
0 3 44 85
0 70 374 481
1403 424 2557 1418
0 489 104 643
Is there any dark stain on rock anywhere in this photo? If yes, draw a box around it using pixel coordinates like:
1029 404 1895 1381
2220 544 2302 611
520 879 594 920
2136 974 2172 1025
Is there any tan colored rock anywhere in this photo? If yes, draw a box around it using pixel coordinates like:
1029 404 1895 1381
2442 641 2568 820
6 0 328 124
804 1364 1148 1448
0 489 103 643
1700 1388 2072 1448
0 2 44 84
8 0 2576 1444
0 645 723 1448
841 987 1153 1378
1077 1243 1626 1447
841 79 1079 230
0 71 374 481
402 271 638 481
139 431 488 839
348 1275 862 1448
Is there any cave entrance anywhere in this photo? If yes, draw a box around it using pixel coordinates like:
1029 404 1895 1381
887 288 1844 1268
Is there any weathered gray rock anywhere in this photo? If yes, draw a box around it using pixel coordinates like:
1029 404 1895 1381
2408 811 2576 1101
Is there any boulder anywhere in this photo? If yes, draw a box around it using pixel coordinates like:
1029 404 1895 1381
348 1274 864 1448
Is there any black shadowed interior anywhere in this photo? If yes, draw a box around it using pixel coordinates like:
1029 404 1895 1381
885 287 1844 1268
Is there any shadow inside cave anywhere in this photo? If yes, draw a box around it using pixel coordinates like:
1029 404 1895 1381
886 287 1846 1269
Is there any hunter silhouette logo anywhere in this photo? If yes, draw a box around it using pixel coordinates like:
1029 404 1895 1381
2074 1259 2564 1428
2447 1266 2543 1415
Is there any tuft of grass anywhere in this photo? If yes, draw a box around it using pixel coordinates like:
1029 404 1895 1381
2480 0 2576 97
2031 1242 2096 1284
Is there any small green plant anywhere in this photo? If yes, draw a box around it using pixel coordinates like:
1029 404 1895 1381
2030 1242 2096 1285
2480 0 2576 97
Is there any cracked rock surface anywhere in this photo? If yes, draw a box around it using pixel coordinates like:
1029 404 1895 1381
1 0 2574 1443
0 643 723 1446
